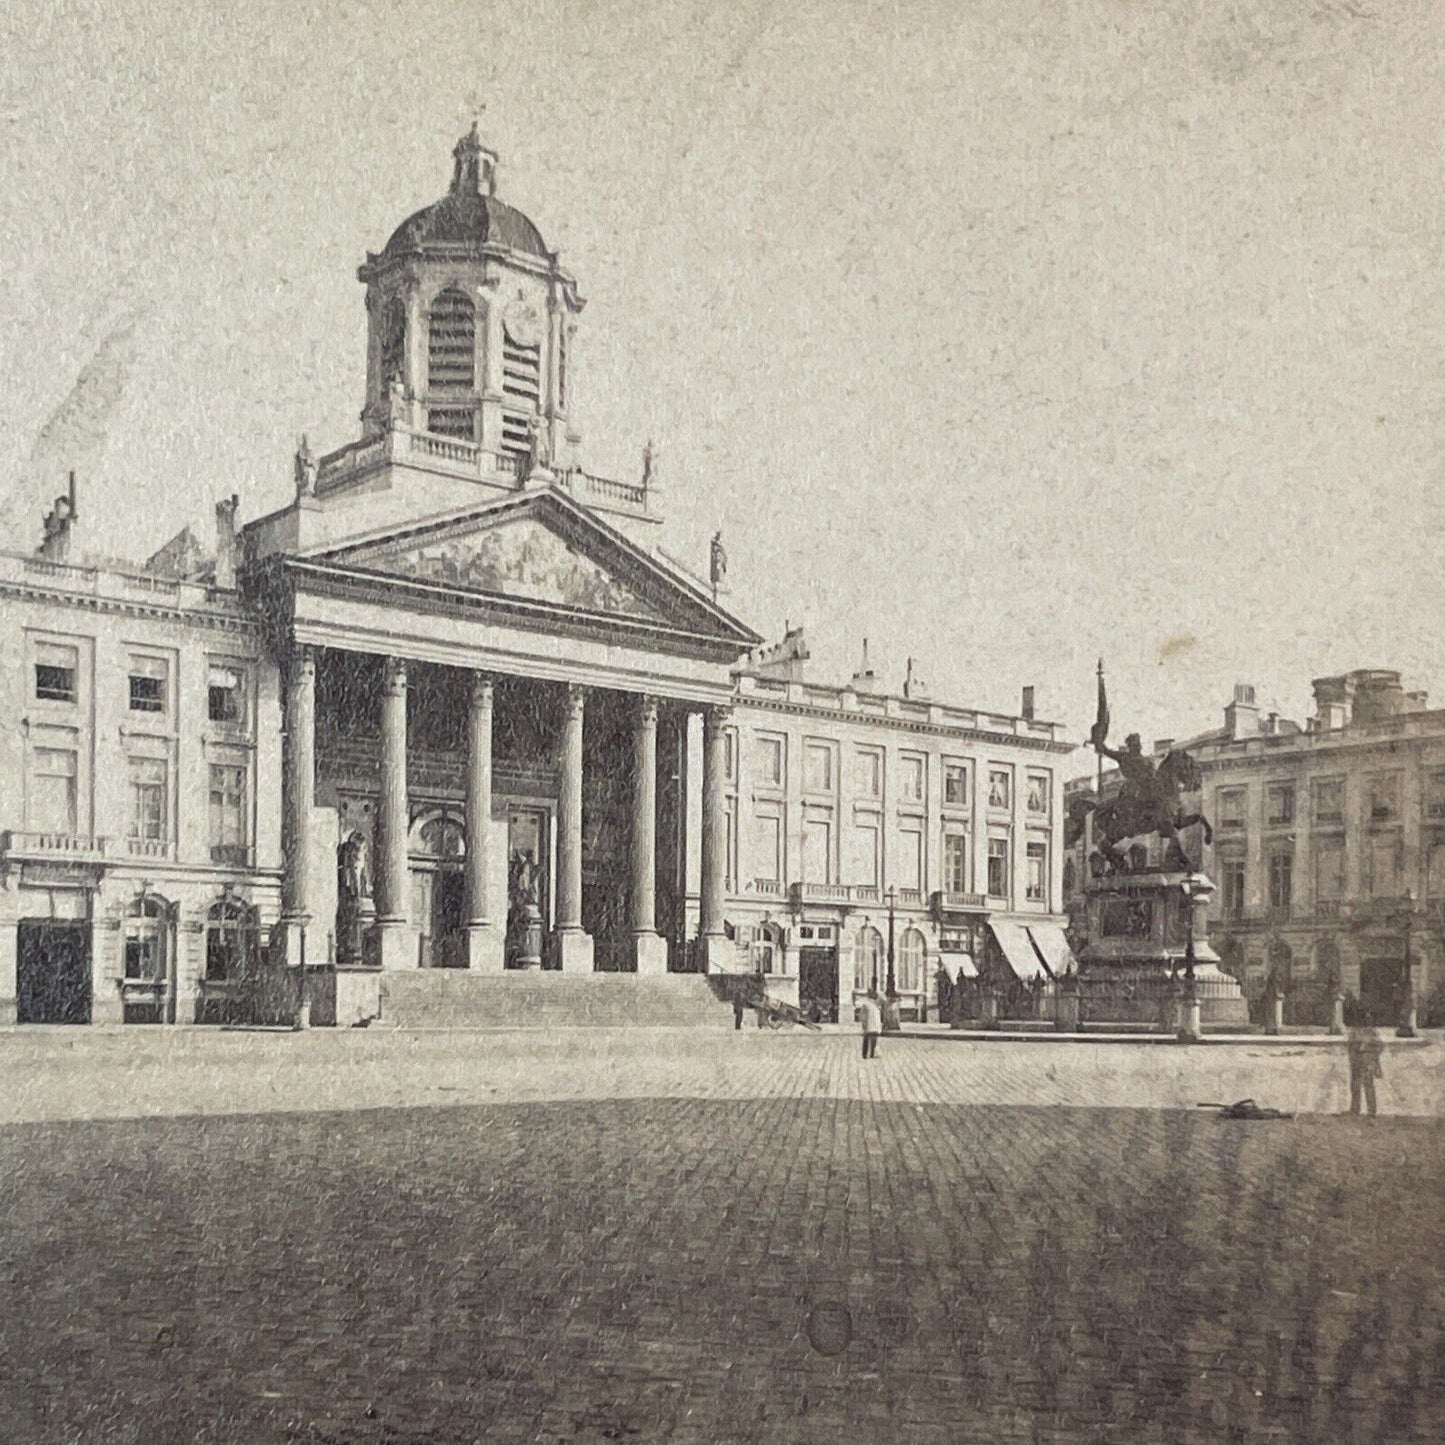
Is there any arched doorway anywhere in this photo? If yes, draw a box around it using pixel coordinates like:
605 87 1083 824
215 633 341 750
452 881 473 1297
410 810 466 968
122 893 176 1023
203 895 261 1024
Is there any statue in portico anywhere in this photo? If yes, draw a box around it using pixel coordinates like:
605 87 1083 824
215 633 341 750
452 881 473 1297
507 850 544 968
337 830 374 964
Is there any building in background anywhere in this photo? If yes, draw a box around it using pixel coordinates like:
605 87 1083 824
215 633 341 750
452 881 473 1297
1065 673 1445 1025
692 632 1074 1023
0 130 1073 1027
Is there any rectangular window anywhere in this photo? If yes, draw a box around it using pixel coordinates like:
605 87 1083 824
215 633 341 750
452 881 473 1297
1368 773 1401 823
128 757 167 841
724 729 738 783
987 836 1010 898
31 747 78 834
1026 773 1050 817
1267 850 1293 912
900 753 926 804
943 761 969 808
1368 832 1401 898
752 811 783 883
1426 769 1445 820
1315 837 1345 901
803 741 834 794
1220 855 1246 921
725 799 737 891
852 819 881 889
208 665 247 726
1265 783 1295 827
802 814 834 884
1217 787 1246 831
855 748 882 800
1313 778 1345 826
899 826 924 892
1026 841 1048 902
209 763 248 861
34 642 78 704
988 768 1012 811
943 833 968 894
128 655 168 714
755 734 785 788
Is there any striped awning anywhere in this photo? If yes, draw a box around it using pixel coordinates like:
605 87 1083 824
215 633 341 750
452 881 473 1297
989 920 1049 982
1026 923 1077 979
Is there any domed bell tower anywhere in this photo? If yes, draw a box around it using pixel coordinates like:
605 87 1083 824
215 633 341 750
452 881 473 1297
357 125 585 477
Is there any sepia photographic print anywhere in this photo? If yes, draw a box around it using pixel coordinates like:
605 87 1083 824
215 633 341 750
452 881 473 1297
1 2 1442 1441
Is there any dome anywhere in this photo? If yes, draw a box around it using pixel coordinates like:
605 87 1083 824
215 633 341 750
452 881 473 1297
378 127 550 262
381 191 549 260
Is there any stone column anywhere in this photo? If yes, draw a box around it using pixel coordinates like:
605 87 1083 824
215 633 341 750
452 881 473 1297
464 673 503 971
274 646 316 976
376 657 415 970
554 684 593 972
631 696 667 975
698 705 730 970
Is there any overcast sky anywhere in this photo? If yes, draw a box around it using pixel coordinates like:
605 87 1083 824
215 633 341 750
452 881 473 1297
2 0 1441 768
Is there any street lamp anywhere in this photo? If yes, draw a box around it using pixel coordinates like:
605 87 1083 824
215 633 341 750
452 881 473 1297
1398 891 1418 1039
885 886 898 1000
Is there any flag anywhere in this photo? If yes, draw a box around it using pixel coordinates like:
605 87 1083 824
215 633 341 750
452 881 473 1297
1090 661 1109 748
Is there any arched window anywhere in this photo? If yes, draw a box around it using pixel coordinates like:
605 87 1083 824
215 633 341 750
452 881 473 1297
124 894 173 982
411 813 465 861
898 928 927 993
427 288 476 439
206 897 260 984
854 925 884 993
379 297 406 387
752 922 784 976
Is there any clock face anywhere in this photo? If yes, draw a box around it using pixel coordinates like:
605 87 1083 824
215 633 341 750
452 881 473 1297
503 296 543 347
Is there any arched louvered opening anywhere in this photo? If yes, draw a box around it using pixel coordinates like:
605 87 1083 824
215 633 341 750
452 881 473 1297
502 322 541 408
898 928 927 994
379 297 406 388
427 287 476 439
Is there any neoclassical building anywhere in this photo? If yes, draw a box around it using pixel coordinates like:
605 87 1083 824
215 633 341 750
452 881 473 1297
1064 672 1445 1026
0 129 1072 1027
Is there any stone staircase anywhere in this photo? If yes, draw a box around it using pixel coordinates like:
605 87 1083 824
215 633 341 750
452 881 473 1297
375 971 742 1031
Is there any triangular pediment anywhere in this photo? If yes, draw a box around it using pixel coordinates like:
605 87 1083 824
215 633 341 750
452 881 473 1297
306 490 758 645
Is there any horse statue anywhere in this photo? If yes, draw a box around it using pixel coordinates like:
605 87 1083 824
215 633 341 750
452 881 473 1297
1073 731 1212 876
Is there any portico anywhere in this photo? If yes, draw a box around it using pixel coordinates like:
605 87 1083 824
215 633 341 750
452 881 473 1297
249 486 756 1006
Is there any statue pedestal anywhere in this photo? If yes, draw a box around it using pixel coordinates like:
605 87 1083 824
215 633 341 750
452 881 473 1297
1077 872 1248 1030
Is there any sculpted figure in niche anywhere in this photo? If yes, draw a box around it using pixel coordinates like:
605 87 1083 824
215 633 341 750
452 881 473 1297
337 830 372 963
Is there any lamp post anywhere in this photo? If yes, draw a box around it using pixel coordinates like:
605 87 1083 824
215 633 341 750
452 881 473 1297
885 886 898 1000
1177 874 1202 1043
1398 891 1418 1039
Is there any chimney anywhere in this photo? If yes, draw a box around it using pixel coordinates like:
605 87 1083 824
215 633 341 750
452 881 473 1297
850 638 880 695
1312 674 1350 731
1020 685 1035 721
904 657 930 701
214 494 240 589
1223 682 1259 740
37 470 79 563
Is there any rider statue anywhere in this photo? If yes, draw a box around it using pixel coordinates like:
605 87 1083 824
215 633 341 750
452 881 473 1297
1082 705 1212 877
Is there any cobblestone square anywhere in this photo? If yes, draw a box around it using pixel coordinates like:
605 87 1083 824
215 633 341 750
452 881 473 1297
1 1030 1442 1443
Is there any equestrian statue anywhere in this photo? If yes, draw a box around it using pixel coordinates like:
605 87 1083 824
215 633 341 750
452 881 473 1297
1067 664 1213 876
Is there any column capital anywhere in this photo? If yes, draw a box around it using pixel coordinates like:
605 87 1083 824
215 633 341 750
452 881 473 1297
564 682 587 719
703 703 734 733
288 643 316 677
470 672 495 707
637 693 660 727
382 655 408 694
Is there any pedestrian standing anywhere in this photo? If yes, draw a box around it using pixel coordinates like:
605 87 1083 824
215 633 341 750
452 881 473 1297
1346 1024 1384 1116
859 990 883 1060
